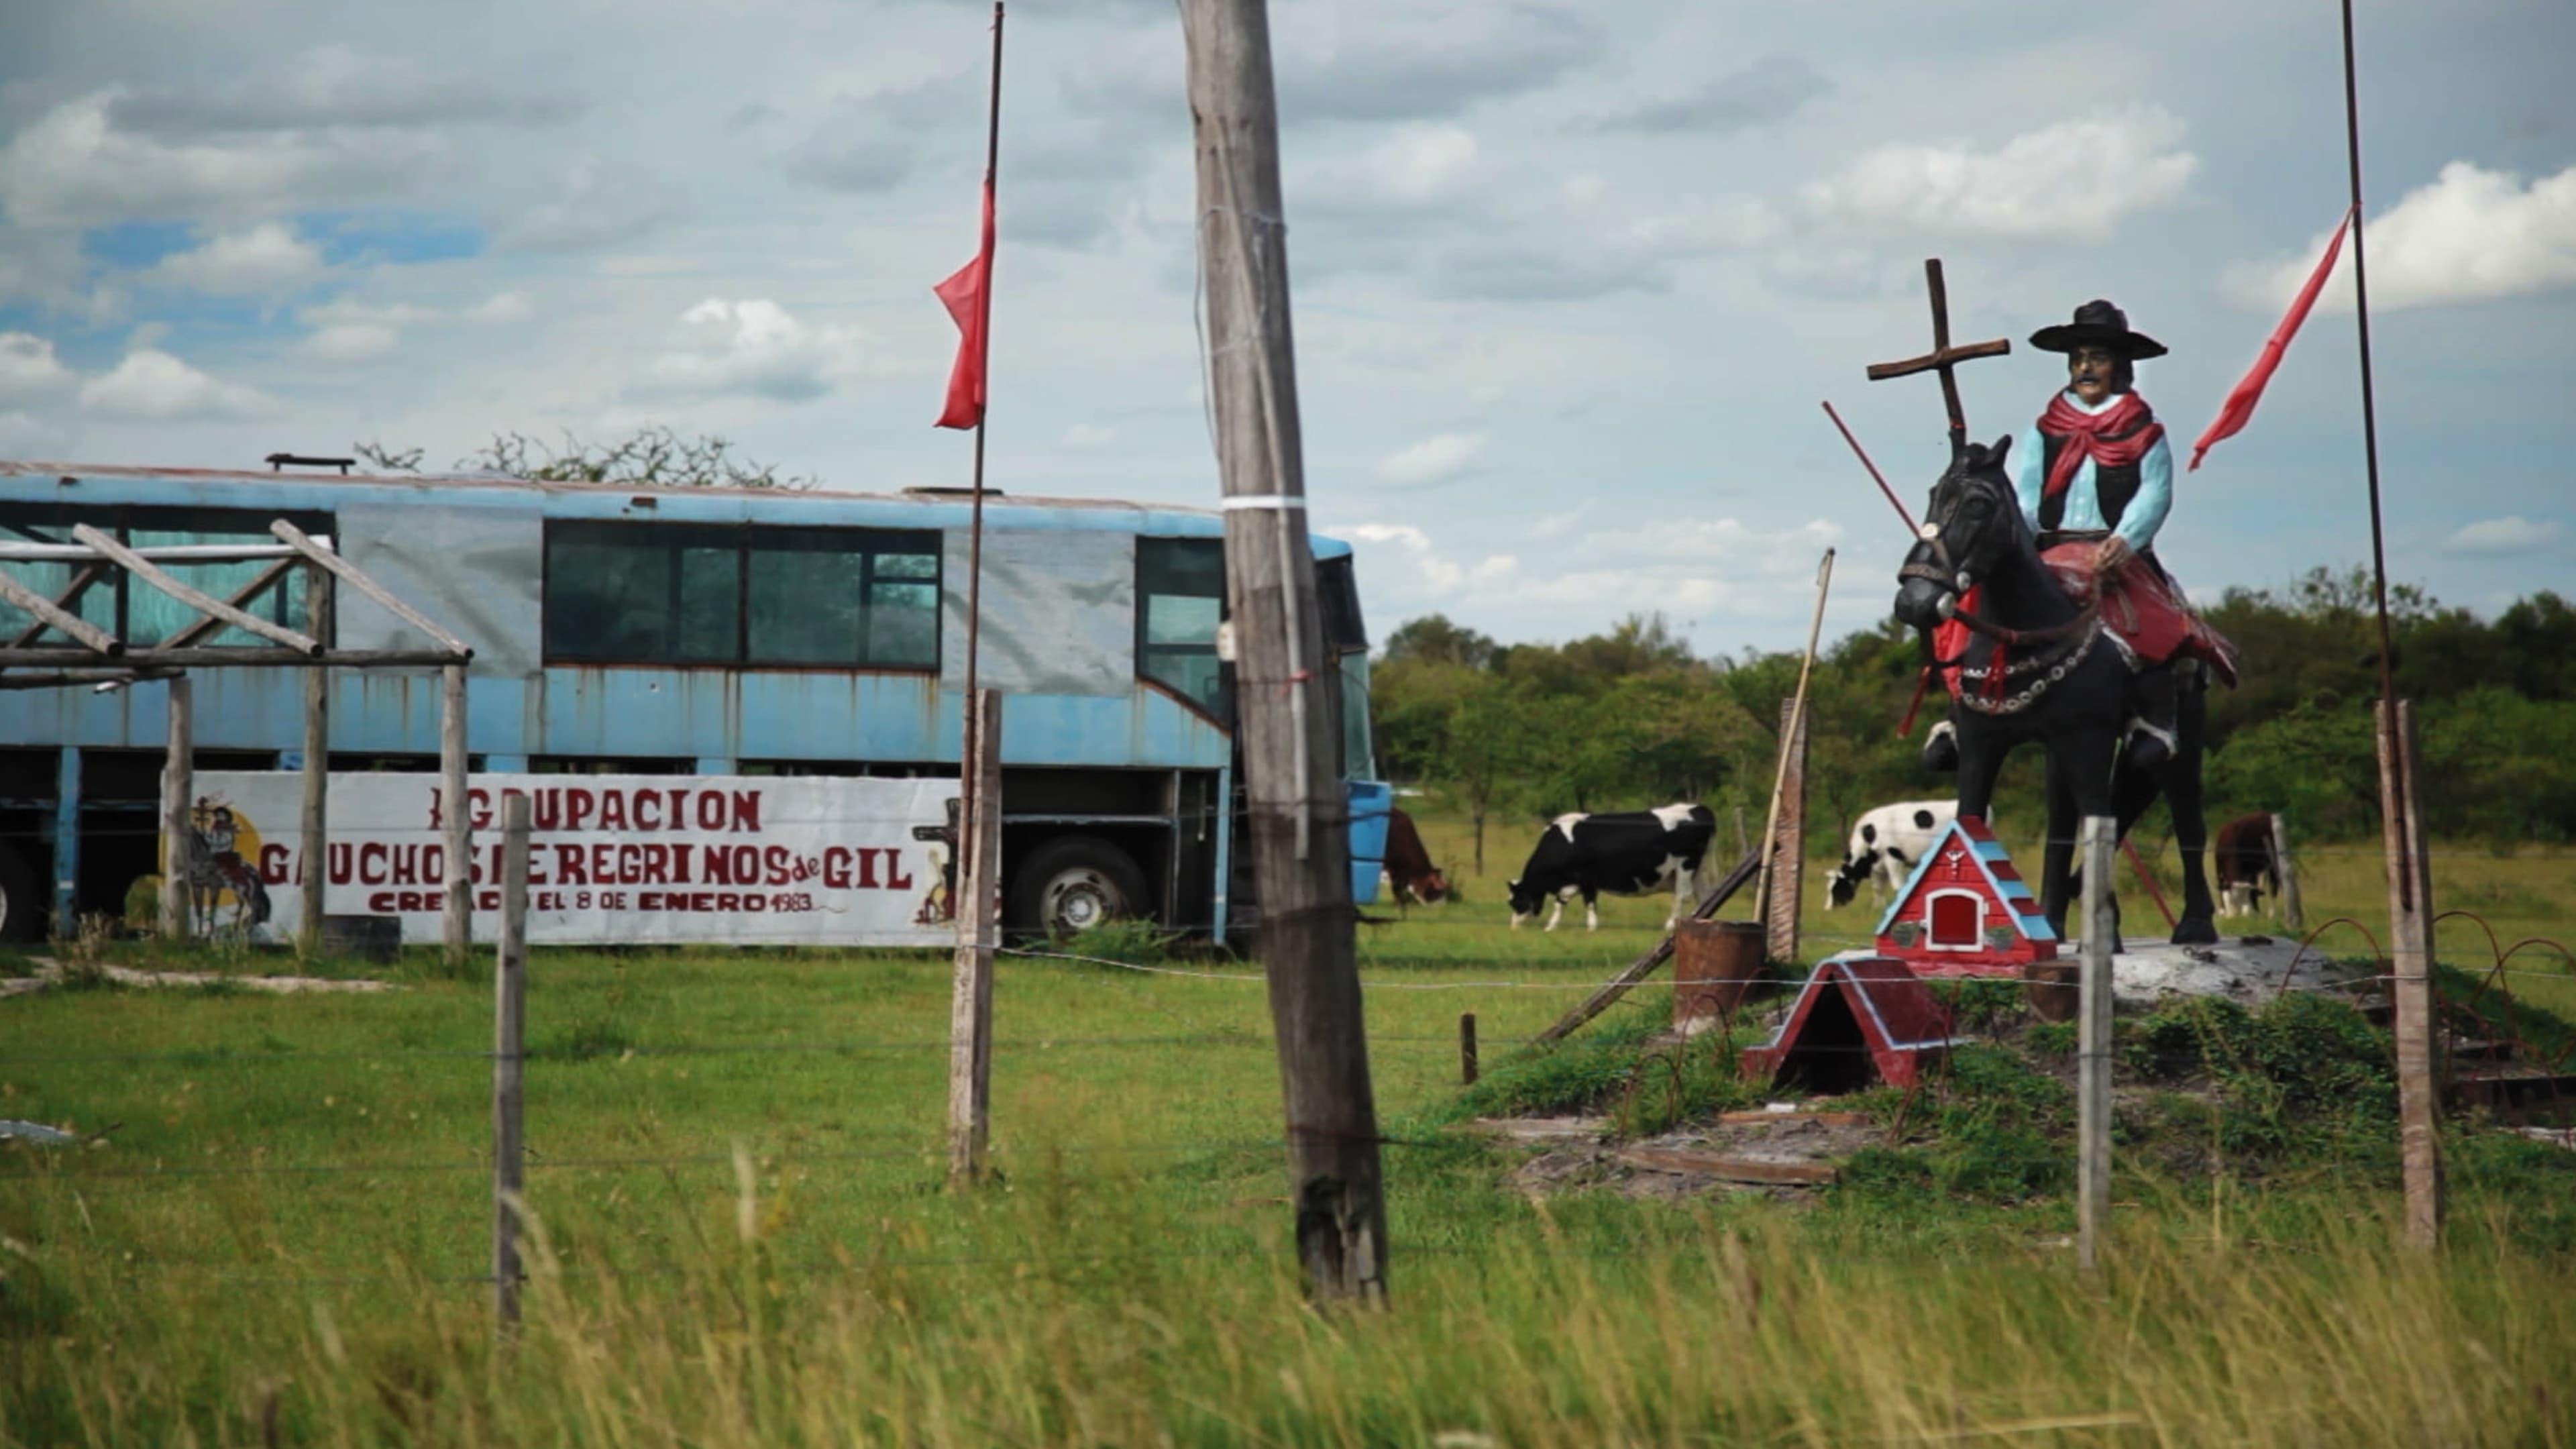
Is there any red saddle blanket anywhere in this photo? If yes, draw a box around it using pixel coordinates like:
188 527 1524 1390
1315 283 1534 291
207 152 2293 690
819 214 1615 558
1936 543 2237 699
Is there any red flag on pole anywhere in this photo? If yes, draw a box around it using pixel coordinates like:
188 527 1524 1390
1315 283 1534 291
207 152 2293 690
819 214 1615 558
2189 205 2356 471
934 178 995 430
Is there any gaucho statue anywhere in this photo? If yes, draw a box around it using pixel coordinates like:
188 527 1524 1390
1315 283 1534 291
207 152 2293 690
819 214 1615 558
1894 299 2237 945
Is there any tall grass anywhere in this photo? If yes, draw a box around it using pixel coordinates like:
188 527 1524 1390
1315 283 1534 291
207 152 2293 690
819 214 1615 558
12 1172 2574 1447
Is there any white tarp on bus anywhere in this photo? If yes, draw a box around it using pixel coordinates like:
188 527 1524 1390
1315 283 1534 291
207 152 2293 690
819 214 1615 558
178 772 960 947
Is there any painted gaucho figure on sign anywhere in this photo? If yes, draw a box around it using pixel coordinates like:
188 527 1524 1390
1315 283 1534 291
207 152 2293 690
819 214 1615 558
1924 299 2233 773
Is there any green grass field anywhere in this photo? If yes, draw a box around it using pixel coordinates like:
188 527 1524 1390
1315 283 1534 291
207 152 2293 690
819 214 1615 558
5 812 2575 1446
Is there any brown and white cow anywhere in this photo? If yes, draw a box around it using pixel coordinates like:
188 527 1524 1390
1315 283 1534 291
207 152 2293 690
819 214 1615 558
2212 813 2280 918
1381 807 1450 906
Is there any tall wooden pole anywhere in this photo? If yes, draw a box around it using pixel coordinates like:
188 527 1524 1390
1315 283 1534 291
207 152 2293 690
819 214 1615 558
493 792 530 1330
956 1 1004 896
1182 0 1386 1302
2379 701 2441 1245
298 566 331 952
1765 697 1811 963
441 663 471 963
2077 816 2116 1271
160 677 193 941
948 691 1004 1185
1756 549 1833 955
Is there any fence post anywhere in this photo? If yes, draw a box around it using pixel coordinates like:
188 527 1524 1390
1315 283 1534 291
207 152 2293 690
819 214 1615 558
441 663 471 966
1765 696 1811 964
2377 699 2442 1246
492 792 530 1330
1459 1012 1478 1086
160 676 193 941
299 566 331 953
2269 812 2303 934
2077 814 2116 1272
947 690 1004 1185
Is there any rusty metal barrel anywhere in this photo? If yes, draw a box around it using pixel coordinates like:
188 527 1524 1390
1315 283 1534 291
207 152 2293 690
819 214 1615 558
1674 919 1765 1032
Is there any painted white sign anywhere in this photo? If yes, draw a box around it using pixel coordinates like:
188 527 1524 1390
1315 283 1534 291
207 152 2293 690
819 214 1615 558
180 772 961 947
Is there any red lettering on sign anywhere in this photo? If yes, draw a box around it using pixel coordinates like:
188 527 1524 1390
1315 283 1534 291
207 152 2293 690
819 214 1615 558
329 842 352 885
856 847 881 889
360 841 389 885
670 843 694 883
616 843 642 883
667 788 688 833
600 790 629 831
568 788 596 830
760 845 787 884
556 843 588 884
641 843 669 885
705 846 735 885
732 790 761 833
468 786 492 830
532 788 561 830
822 847 849 890
368 891 395 912
590 843 613 885
260 843 290 885
694 792 724 831
633 791 661 830
885 848 914 892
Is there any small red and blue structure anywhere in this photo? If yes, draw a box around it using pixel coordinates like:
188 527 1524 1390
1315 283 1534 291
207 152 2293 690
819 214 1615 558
1868 814 2057 976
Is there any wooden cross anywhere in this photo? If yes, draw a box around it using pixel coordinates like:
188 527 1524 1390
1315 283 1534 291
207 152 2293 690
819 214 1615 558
1866 258 2011 458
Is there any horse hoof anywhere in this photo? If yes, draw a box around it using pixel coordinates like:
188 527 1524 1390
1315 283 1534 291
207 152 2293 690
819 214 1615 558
2169 916 2218 947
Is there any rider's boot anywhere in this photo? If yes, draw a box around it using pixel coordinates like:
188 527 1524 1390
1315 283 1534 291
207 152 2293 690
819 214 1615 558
1920 715 1960 773
2123 668 2179 772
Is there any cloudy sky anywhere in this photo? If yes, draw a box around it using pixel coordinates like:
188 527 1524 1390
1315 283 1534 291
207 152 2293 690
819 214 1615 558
2 0 2569 655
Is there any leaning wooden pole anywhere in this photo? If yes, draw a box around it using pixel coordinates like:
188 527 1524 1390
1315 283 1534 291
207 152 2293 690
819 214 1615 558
299 566 331 953
1181 0 1386 1302
1755 549 1834 955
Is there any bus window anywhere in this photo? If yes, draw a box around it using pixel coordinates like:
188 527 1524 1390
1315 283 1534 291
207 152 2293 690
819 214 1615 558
545 521 739 664
1136 537 1228 718
744 528 940 668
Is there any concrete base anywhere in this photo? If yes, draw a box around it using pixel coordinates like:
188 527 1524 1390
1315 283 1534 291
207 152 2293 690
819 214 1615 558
2065 935 2369 1010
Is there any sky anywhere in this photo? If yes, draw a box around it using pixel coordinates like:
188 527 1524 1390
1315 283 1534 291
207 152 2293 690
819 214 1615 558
1 0 2569 657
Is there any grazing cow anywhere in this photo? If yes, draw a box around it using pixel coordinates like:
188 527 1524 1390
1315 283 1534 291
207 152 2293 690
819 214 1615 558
1380 807 1450 906
2212 813 2280 918
1507 802 1716 932
1825 800 1968 910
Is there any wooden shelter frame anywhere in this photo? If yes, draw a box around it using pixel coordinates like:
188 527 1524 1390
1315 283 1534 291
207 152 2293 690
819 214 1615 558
0 519 477 959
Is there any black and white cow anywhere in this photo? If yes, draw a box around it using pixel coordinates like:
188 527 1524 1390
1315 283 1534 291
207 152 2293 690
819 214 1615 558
1507 803 1716 932
1825 800 1972 910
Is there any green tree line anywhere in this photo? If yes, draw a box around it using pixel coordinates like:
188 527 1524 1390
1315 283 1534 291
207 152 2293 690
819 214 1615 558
1371 569 2576 857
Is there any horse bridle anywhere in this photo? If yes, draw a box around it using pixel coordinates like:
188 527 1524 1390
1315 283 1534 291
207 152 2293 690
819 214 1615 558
1901 474 2098 651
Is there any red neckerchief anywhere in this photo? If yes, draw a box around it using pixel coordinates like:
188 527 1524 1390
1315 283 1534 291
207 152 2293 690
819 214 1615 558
2039 391 2163 502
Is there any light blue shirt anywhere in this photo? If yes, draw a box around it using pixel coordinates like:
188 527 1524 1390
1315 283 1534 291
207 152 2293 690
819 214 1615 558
2013 389 2174 554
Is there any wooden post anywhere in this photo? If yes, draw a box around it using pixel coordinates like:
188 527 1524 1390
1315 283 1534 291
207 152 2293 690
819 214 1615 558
299 566 331 953
441 663 470 964
1459 1012 1478 1086
1765 697 1810 964
2377 699 2441 1246
2077 814 2116 1271
492 792 530 1328
1183 0 1387 1302
1534 849 1759 1045
947 690 1004 1185
2269 812 2304 933
1756 549 1833 959
1864 260 2013 460
160 677 193 941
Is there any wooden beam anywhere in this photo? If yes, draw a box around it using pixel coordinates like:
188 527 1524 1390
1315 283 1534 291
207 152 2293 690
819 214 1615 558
0 568 121 655
1863 337 2011 380
299 564 332 952
160 557 298 649
161 678 193 942
0 669 177 692
72 524 320 655
4 564 109 651
947 690 1004 1185
269 520 473 658
1615 1146 1837 1186
0 540 317 564
1532 849 1760 1046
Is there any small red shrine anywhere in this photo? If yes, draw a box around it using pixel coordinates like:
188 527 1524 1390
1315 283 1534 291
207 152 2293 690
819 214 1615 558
1738 957 1963 1091
1870 814 2057 976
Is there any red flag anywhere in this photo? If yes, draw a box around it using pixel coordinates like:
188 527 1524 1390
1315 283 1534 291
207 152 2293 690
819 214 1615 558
934 178 995 430
2189 205 2355 471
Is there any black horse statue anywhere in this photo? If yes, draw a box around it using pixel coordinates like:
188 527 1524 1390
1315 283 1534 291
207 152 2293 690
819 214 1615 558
1891 435 2218 946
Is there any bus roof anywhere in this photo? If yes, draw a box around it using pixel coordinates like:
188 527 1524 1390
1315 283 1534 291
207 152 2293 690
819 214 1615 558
0 460 1354 557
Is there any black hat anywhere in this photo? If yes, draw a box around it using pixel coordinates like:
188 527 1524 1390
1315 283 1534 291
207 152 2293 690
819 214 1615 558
2029 299 2167 360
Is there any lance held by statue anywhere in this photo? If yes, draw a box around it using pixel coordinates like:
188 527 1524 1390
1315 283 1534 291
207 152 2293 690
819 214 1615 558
1921 300 2237 776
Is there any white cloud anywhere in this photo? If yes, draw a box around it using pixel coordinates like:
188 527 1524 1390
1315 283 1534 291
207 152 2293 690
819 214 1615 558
634 298 880 404
0 333 76 404
1576 517 1844 567
303 324 400 360
0 91 439 227
1344 522 1519 595
1619 196 1786 256
0 409 75 458
1061 423 1119 449
78 349 276 421
1801 107 2196 242
1357 127 1481 204
463 291 532 325
2444 515 2563 557
108 45 576 134
1374 432 1486 487
2224 162 2576 314
145 222 325 294
497 163 676 252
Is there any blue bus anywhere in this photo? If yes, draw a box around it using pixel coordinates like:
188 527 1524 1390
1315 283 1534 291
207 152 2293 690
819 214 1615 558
0 460 1390 942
